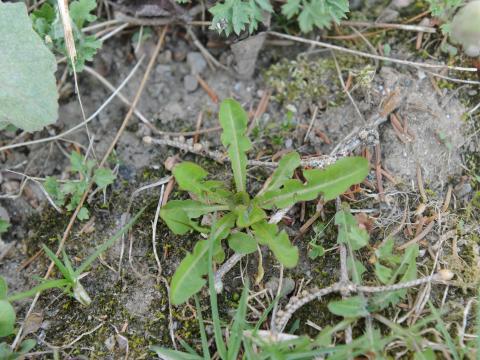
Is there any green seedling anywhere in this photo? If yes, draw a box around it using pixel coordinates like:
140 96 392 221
45 151 116 220
160 98 369 305
326 208 419 318
308 223 326 260
0 339 36 360
0 218 10 236
0 208 144 339
202 0 349 35
31 0 102 71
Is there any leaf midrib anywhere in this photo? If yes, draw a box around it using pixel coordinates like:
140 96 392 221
261 165 365 206
224 104 245 193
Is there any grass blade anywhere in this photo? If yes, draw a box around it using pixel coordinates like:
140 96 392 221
227 280 249 360
42 244 72 282
75 206 146 275
207 219 227 359
194 294 211 360
428 301 460 360
151 346 203 360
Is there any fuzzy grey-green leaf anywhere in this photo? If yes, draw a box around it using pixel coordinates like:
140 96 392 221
219 99 251 193
258 157 368 209
0 2 58 131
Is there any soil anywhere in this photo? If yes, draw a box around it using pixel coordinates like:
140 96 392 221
1 7 479 359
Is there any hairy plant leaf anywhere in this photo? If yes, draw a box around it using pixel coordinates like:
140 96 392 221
235 204 266 228
0 277 7 300
258 157 368 209
160 200 227 235
335 209 369 251
172 162 231 204
328 296 369 318
375 237 402 266
347 258 366 284
375 262 392 284
173 162 209 195
151 346 203 360
297 0 349 32
77 207 89 221
0 300 16 337
252 221 298 268
228 232 257 254
282 0 301 18
219 99 252 193
93 168 116 189
371 244 419 310
227 282 249 360
263 151 301 193
69 0 97 28
0 218 10 235
0 2 58 131
170 214 236 305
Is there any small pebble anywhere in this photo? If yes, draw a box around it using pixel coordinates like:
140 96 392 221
184 74 198 92
187 52 207 75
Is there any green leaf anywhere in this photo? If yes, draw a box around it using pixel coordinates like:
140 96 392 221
219 99 252 193
0 2 58 132
70 151 85 173
252 221 298 268
0 219 10 235
282 0 301 18
19 339 36 354
232 0 251 34
0 277 7 299
235 204 266 228
263 151 300 193
93 168 116 189
160 200 226 235
44 176 65 206
77 207 89 221
170 214 236 305
228 232 258 254
375 238 401 266
308 243 325 259
42 244 73 282
335 210 369 251
254 0 273 12
172 162 231 204
371 244 419 310
347 258 366 284
414 348 436 360
258 157 368 209
69 0 97 29
151 346 203 360
0 300 16 337
227 282 249 360
173 162 209 195
375 262 392 284
328 296 369 318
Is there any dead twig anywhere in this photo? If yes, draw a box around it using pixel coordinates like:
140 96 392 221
340 20 436 33
268 31 477 73
275 270 453 330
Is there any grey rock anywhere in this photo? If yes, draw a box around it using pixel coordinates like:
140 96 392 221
184 74 198 92
155 64 171 76
187 52 207 75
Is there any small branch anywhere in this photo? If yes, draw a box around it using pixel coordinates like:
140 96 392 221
268 31 477 73
274 271 453 330
340 20 436 33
